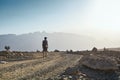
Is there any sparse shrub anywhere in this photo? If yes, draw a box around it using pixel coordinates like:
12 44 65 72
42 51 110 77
4 46 10 51
66 50 73 53
92 47 97 52
54 49 60 52
66 50 69 53
70 49 73 53
103 47 108 51
36 50 40 52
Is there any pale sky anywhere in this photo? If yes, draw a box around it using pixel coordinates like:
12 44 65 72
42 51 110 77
0 0 120 44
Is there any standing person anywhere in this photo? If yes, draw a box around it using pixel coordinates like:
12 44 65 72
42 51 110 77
42 37 48 58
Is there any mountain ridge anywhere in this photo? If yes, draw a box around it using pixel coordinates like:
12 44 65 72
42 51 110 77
0 32 97 51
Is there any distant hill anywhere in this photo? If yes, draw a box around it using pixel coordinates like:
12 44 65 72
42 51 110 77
107 48 120 51
99 47 120 51
0 32 96 51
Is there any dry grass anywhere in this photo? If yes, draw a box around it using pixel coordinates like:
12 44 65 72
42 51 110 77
0 52 82 80
1 51 120 80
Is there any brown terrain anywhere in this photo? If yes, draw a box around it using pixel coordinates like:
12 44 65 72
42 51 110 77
0 50 120 80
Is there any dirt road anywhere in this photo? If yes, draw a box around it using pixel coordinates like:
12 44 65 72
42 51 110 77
0 52 82 80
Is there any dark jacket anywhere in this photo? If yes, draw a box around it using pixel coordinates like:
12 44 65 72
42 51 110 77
42 40 48 48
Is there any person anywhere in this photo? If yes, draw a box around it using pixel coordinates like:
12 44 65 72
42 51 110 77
42 37 48 57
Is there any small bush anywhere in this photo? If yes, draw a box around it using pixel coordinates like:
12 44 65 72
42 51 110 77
54 49 60 52
92 47 97 52
4 46 10 51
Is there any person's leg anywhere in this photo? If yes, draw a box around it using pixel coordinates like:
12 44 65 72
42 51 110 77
43 51 45 58
44 48 47 57
45 51 47 57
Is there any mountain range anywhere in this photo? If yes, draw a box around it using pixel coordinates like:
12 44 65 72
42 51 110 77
0 32 97 51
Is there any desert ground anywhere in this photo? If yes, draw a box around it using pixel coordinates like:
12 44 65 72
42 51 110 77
0 50 120 80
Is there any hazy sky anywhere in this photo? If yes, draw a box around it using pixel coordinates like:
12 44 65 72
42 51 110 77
0 0 120 41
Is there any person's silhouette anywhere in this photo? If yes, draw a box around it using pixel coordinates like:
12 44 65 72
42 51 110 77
42 37 48 57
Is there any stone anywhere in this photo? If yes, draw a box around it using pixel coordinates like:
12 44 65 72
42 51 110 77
64 67 80 75
81 55 118 71
63 77 68 80
0 61 8 64
79 76 83 79
68 76 72 79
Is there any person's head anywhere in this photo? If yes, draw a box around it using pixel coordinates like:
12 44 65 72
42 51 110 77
44 37 47 40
